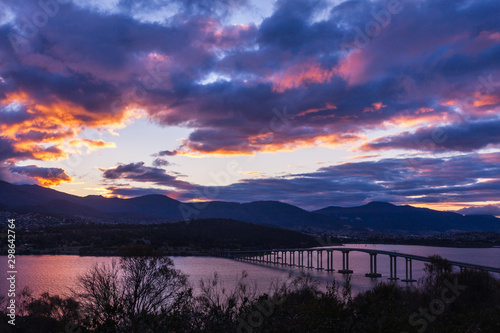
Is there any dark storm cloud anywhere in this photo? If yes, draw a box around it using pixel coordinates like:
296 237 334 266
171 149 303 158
100 162 193 189
101 162 147 180
257 0 333 52
9 165 71 186
3 66 122 115
146 0 500 154
0 136 60 165
0 137 23 162
361 118 500 152
3 0 500 157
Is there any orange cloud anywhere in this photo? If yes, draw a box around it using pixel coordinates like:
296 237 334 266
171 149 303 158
382 113 447 128
440 99 458 106
270 61 335 92
244 171 264 175
0 90 140 164
176 131 363 156
196 19 257 50
176 148 255 157
412 201 500 212
9 165 73 187
472 93 500 107
349 154 381 159
250 133 363 154
416 107 434 114
68 139 116 151
0 89 143 187
363 102 387 113
35 176 71 187
30 145 67 161
297 103 337 117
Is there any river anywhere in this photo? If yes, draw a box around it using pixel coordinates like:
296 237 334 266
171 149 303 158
1 244 498 299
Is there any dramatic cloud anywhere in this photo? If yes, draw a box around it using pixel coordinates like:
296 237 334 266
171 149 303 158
144 0 500 155
9 165 72 187
1 0 500 208
3 0 499 161
103 152 500 210
360 118 500 152
0 137 24 161
100 162 192 189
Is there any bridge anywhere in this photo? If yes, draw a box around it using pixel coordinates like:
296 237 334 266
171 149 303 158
220 247 500 282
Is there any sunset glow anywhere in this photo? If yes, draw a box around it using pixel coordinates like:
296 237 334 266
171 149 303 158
1 0 499 213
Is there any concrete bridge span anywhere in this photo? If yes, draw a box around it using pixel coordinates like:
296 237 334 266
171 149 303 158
220 247 500 283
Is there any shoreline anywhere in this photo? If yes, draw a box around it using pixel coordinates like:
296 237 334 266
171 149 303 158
5 241 499 257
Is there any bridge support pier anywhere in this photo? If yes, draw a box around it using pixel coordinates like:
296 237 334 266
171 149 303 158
338 251 353 274
365 253 382 278
298 251 304 268
402 258 417 282
325 250 335 271
306 250 314 269
388 255 399 280
316 250 323 270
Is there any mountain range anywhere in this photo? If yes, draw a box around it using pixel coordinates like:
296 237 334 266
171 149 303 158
1 180 499 233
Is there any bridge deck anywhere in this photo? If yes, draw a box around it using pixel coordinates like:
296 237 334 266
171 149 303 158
227 247 500 274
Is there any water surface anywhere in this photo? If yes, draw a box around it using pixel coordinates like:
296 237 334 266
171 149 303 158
1 245 498 298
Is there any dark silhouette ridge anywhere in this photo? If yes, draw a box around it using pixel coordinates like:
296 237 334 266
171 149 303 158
0 180 498 233
314 202 499 232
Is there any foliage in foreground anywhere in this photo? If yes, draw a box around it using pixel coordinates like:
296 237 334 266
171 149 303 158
1 255 499 333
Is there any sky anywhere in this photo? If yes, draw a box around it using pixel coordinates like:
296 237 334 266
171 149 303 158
1 0 500 213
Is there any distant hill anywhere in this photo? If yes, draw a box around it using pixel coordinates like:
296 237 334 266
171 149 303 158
15 218 318 253
193 200 342 229
0 180 76 206
0 180 342 228
1 180 499 233
314 202 500 233
78 194 184 220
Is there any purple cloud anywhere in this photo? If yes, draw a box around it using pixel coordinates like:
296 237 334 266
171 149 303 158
9 165 71 186
103 152 500 210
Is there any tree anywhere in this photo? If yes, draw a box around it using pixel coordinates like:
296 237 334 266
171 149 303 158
75 256 191 332
423 254 453 291
76 260 123 331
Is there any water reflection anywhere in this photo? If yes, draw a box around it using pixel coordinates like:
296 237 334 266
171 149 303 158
0 245 498 298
